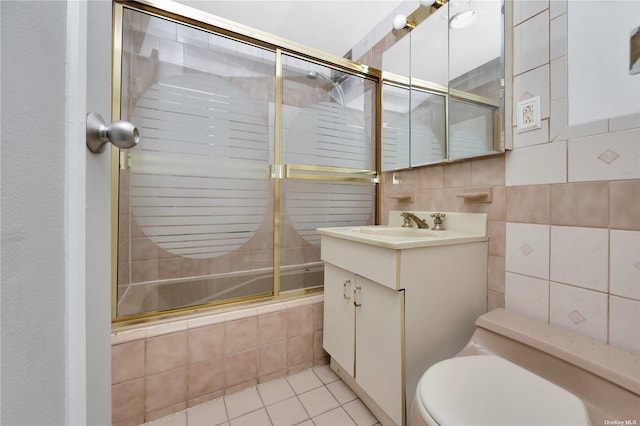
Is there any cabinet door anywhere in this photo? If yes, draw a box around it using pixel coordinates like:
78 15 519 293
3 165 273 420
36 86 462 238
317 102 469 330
323 264 355 377
355 276 404 425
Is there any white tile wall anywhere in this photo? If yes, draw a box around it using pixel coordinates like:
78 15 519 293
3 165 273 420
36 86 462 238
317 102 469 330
549 282 608 343
550 56 567 101
513 1 549 26
549 0 567 19
550 99 567 141
549 13 567 60
513 119 549 148
505 0 640 356
610 230 640 300
513 10 549 75
513 64 550 126
609 296 640 354
505 272 549 322
506 223 550 279
505 141 566 186
550 226 608 292
568 129 640 182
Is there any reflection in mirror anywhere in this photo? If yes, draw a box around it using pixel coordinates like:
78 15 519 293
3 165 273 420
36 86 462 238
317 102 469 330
411 88 446 165
448 0 503 160
382 83 410 171
382 82 446 171
409 2 449 86
381 0 504 169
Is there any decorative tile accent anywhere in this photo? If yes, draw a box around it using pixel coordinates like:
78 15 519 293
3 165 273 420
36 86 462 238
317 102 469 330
568 129 640 182
549 283 608 343
597 149 620 165
519 243 533 256
568 309 586 325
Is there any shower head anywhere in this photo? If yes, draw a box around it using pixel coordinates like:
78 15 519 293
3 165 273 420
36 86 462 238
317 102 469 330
305 70 345 106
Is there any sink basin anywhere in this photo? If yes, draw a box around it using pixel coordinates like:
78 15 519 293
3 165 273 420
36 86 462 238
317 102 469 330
351 226 445 238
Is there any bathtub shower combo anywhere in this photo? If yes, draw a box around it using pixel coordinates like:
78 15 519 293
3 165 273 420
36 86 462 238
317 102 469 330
114 5 380 319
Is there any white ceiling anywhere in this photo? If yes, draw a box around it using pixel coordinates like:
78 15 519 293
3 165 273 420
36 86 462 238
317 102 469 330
176 0 407 58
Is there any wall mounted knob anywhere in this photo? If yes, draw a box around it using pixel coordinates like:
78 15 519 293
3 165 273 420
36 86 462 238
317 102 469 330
86 112 139 154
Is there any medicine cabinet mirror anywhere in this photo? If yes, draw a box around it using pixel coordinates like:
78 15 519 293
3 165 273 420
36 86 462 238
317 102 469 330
382 0 504 171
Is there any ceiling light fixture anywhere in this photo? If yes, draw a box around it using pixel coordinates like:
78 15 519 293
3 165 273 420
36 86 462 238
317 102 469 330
393 13 416 31
449 1 477 29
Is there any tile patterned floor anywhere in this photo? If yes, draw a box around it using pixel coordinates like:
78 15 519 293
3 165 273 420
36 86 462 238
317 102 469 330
144 364 381 426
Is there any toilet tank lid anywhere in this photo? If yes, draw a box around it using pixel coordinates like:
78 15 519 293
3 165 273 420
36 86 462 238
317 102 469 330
417 355 591 426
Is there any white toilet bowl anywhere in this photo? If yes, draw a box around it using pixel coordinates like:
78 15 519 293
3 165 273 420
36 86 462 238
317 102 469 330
412 354 591 426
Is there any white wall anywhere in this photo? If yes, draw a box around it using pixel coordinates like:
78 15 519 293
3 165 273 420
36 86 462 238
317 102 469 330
567 1 640 125
1 1 110 424
1 1 68 423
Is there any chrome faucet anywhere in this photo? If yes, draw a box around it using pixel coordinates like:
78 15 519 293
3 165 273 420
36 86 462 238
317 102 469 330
401 212 429 229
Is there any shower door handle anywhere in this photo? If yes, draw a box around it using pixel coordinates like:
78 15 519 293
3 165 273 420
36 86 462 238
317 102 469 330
86 112 139 153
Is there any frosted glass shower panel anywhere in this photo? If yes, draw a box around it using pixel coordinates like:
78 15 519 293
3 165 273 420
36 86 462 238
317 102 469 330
280 55 376 171
279 179 376 293
117 9 276 316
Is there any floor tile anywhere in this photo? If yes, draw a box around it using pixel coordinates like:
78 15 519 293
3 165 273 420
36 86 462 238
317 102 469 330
265 396 309 426
326 380 357 405
224 387 263 419
146 365 380 426
298 386 340 418
286 369 323 394
229 408 271 426
343 399 378 426
312 407 357 426
186 398 228 426
146 411 187 426
257 377 295 406
312 364 339 384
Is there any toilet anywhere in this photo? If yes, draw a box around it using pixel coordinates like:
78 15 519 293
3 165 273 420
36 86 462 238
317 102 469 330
409 309 640 426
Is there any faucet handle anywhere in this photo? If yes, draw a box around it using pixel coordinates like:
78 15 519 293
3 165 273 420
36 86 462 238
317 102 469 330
430 213 446 230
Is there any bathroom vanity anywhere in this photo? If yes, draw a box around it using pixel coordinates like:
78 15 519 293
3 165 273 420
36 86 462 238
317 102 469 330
318 211 489 426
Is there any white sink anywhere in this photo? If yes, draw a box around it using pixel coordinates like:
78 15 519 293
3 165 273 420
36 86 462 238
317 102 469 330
317 212 488 250
351 226 446 238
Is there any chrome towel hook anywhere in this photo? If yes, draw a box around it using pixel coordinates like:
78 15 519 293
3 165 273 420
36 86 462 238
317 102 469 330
86 112 139 153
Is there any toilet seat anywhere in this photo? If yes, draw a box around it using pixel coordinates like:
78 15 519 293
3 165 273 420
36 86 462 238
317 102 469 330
415 355 591 426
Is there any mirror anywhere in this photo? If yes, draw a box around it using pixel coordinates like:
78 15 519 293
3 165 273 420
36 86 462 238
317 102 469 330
382 0 504 170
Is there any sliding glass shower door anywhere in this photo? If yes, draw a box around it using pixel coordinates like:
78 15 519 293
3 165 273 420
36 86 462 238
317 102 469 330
114 4 377 320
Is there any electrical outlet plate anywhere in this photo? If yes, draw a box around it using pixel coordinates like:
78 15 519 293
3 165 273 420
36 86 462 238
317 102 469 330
516 96 541 133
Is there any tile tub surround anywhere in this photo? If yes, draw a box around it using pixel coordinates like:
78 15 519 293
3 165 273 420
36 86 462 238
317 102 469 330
111 295 327 426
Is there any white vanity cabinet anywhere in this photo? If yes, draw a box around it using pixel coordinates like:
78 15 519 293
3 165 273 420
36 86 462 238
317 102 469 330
319 213 489 426
323 264 404 424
